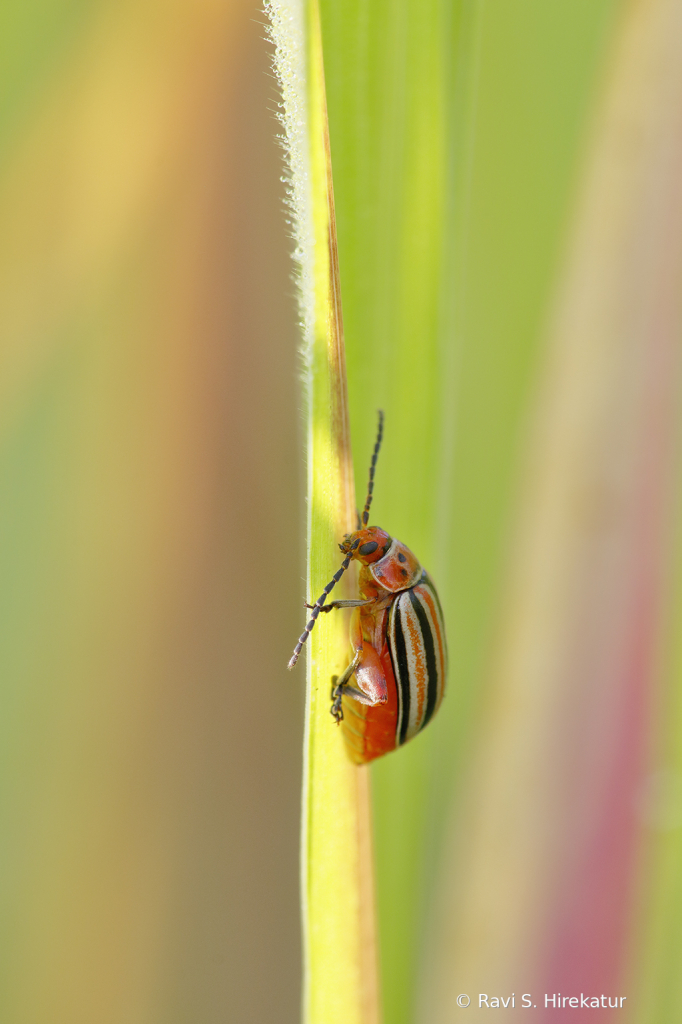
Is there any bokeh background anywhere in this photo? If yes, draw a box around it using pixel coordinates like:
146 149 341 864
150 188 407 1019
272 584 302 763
0 2 302 1022
4 1 682 1023
321 1 682 1022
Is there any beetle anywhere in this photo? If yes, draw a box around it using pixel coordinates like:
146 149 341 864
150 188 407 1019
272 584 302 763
288 411 447 764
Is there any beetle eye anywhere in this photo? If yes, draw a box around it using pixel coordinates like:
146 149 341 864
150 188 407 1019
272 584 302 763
358 540 379 556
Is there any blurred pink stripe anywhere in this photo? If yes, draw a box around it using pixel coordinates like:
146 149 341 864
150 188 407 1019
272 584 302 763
540 94 682 1015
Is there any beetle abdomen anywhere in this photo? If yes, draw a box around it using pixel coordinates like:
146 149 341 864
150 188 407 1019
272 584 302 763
388 571 447 745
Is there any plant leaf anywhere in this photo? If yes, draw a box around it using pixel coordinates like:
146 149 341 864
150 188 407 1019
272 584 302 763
268 1 381 1020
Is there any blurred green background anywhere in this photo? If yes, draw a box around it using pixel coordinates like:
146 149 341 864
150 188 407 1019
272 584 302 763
321 3 619 1017
320 1 682 1022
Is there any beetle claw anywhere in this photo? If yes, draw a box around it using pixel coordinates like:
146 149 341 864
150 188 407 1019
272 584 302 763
330 676 344 724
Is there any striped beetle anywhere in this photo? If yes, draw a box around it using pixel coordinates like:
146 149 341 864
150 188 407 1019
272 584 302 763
288 412 447 763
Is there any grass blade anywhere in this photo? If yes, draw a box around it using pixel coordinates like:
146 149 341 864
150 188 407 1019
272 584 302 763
267 1 380 1020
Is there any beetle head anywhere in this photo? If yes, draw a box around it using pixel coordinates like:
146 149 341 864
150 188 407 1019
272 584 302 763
339 526 391 565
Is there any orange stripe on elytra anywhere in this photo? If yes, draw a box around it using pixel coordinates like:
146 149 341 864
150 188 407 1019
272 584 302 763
403 601 427 732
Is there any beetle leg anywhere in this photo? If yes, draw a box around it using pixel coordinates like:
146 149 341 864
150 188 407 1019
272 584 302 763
304 598 372 613
350 642 388 705
330 649 362 723
331 677 342 722
334 649 362 690
330 639 388 722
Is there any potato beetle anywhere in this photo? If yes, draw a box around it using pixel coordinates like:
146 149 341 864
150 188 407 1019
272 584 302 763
288 412 447 764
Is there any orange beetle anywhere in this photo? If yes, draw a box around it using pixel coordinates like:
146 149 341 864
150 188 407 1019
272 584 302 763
288 412 447 763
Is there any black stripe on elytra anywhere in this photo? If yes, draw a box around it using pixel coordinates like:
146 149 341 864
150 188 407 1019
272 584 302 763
409 587 439 730
390 597 412 746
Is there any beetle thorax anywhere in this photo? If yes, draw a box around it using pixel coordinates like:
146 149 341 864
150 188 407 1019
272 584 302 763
363 537 422 594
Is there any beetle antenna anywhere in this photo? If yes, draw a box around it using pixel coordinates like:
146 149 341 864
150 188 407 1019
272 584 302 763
288 542 358 669
361 410 384 526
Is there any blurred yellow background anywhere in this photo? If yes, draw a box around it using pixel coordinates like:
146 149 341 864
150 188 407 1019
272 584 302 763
0 2 303 1021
